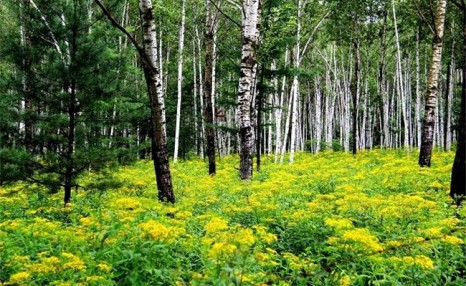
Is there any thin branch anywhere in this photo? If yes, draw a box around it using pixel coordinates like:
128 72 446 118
316 48 336 77
210 0 241 29
450 0 464 9
226 0 241 10
94 0 145 61
29 0 67 67
413 1 434 34
300 11 330 61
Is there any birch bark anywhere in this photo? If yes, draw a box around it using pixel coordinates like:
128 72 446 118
174 0 186 162
419 0 447 167
237 0 261 179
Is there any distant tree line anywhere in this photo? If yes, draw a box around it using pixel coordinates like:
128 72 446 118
0 0 464 203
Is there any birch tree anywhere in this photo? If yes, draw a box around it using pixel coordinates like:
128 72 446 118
96 0 175 203
174 0 186 162
204 0 218 175
237 0 261 179
419 0 447 167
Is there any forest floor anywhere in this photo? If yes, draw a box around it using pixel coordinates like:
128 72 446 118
1 149 465 285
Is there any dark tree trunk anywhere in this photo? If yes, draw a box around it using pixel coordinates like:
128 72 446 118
204 2 216 175
351 39 360 155
450 7 466 200
64 23 78 206
64 80 76 206
20 0 34 155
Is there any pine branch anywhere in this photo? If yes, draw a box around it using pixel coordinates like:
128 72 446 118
94 0 149 67
450 0 464 9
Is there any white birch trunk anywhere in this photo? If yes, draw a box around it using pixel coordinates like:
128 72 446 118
174 0 186 162
237 0 261 179
315 77 322 152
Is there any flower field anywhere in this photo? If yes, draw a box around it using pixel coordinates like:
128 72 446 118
0 149 465 285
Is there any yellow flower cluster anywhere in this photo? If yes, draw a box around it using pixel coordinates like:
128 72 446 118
329 228 383 253
138 220 185 242
1 149 462 285
61 252 86 271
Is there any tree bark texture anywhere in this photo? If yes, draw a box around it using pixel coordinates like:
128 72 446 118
419 0 447 167
351 39 360 155
139 0 175 202
237 0 261 179
204 1 216 175
174 0 186 162
450 5 466 199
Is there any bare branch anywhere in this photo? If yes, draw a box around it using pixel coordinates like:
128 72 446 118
450 0 464 9
94 0 145 60
225 0 241 10
29 0 67 67
300 11 330 61
413 1 434 34
210 0 242 29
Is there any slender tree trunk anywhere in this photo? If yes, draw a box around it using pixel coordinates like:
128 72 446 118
204 1 216 175
351 39 360 155
193 41 199 155
280 86 293 163
174 0 186 162
419 0 447 167
238 0 261 179
315 77 322 152
19 0 34 154
256 68 264 171
415 28 422 148
392 0 409 148
444 63 452 151
450 4 466 199
64 9 78 205
444 23 455 151
275 50 288 162
195 25 205 158
136 0 175 202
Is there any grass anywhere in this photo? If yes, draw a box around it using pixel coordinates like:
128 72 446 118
0 149 465 285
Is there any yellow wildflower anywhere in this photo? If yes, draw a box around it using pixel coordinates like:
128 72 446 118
340 228 383 253
86 276 104 282
63 260 86 271
325 217 353 230
253 226 277 244
441 235 464 245
97 263 112 272
208 242 237 259
113 197 142 210
138 220 169 240
43 256 60 265
204 217 229 233
29 263 56 273
414 255 434 270
235 228 256 247
79 217 94 226
8 272 31 284
422 227 443 238
61 252 86 271
429 181 443 189
339 275 351 286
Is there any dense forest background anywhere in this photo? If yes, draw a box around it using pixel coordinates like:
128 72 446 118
0 0 464 202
